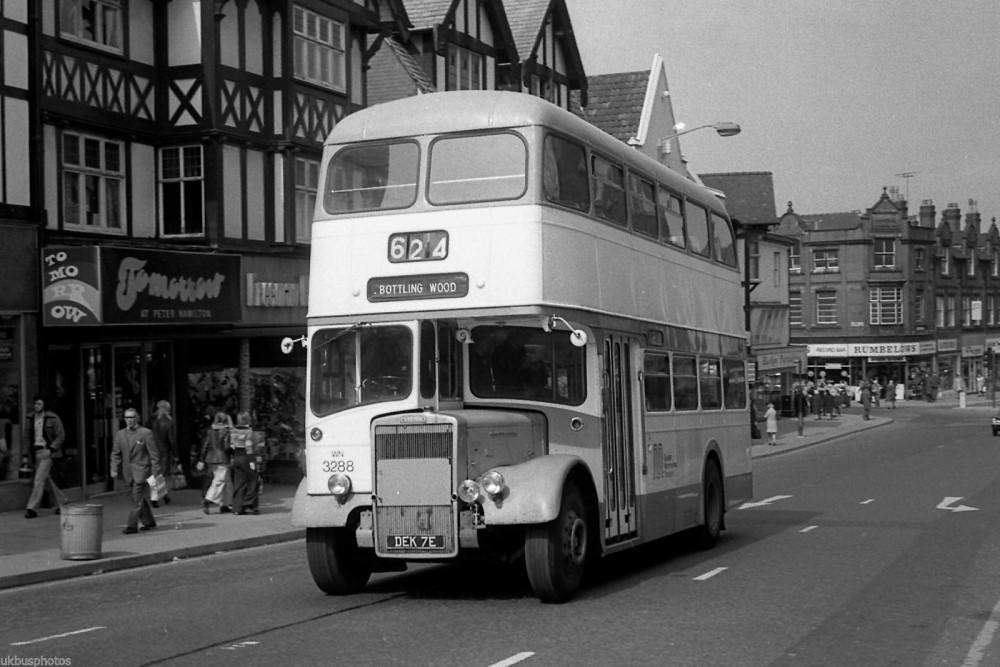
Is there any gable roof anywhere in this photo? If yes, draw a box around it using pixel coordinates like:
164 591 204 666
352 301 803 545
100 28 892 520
401 0 454 29
570 70 648 143
366 35 437 106
506 0 551 56
699 172 777 224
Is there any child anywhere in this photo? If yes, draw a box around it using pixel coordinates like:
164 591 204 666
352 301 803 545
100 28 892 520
764 402 778 446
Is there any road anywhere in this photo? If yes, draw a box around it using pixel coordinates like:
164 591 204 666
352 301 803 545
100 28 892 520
2 406 999 666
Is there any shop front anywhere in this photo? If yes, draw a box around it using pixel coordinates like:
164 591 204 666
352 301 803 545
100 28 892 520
752 346 808 416
0 222 39 510
806 340 937 402
39 245 242 498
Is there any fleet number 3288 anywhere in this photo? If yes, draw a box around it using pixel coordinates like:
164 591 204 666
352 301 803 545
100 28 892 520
321 459 355 473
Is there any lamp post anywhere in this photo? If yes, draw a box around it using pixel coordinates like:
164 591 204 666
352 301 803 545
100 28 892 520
667 121 742 140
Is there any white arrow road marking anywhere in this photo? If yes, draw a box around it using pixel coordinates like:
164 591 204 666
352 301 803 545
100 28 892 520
738 495 793 509
488 652 535 667
799 525 818 533
860 498 876 504
221 641 260 651
693 567 728 581
12 626 106 646
937 497 979 513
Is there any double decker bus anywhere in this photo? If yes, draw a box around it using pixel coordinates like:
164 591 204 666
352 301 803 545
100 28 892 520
289 90 752 602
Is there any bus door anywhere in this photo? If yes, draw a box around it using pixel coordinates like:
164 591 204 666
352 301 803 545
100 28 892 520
601 335 638 543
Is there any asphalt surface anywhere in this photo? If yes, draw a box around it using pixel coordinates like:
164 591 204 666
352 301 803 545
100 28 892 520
6 395 969 591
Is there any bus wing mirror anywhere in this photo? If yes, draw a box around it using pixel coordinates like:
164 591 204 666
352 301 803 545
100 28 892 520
570 330 588 347
281 335 308 354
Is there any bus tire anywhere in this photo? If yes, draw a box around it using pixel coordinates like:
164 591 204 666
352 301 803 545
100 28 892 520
693 460 724 550
306 526 372 595
524 480 589 603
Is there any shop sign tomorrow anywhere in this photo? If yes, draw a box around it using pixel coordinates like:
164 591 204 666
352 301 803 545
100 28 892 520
42 246 241 326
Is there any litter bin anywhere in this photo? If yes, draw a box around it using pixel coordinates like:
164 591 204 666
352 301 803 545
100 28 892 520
60 503 103 560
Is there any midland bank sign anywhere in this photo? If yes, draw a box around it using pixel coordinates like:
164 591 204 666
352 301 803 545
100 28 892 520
42 246 241 326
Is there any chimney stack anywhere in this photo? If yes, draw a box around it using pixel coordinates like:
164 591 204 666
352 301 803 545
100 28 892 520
919 199 935 228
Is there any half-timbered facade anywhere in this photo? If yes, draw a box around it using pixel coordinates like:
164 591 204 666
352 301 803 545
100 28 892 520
505 0 585 110
367 0 519 105
0 0 41 498
21 0 388 502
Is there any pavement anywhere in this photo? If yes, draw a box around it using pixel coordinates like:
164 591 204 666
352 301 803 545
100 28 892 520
0 394 992 591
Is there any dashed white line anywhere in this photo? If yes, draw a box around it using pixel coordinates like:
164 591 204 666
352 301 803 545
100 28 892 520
693 567 728 581
799 525 819 533
11 626 106 646
860 498 876 504
488 652 535 667
963 597 1000 666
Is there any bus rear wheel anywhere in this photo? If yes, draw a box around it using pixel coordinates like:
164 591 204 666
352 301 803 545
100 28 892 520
693 460 724 550
524 481 589 603
306 526 373 595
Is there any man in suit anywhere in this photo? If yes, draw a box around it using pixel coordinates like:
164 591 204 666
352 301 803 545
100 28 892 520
110 407 161 534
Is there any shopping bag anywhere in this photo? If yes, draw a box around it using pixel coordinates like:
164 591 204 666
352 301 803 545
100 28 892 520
147 473 168 501
168 464 186 490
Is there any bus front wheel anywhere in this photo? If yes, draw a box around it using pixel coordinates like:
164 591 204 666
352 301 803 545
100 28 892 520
306 526 373 595
524 481 589 603
693 461 724 550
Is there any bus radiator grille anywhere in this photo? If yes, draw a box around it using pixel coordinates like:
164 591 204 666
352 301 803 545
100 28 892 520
374 423 453 460
375 505 456 556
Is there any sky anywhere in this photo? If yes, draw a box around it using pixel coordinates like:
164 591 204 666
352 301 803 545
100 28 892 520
564 0 1000 224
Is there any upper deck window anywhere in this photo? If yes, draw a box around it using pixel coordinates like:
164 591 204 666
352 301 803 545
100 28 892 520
657 190 686 248
428 133 527 205
686 203 711 257
324 141 419 214
711 213 738 267
542 135 589 212
628 175 657 238
591 156 627 226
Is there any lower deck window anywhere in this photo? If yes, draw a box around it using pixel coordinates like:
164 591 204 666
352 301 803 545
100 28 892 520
469 326 585 404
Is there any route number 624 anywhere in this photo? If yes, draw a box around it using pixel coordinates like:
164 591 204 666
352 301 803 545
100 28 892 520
388 231 449 263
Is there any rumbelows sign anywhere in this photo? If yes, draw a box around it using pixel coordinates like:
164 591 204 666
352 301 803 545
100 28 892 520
43 246 241 325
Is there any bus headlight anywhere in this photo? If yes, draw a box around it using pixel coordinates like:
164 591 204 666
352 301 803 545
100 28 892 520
457 479 480 503
481 470 506 499
327 473 352 498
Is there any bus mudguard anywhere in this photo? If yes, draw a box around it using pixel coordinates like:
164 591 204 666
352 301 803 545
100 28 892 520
479 454 588 525
291 478 370 528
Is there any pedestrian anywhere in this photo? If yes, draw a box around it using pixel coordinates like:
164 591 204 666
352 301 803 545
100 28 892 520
860 382 872 421
110 407 160 534
792 384 809 437
886 380 896 409
871 379 881 408
24 394 69 519
764 402 778 446
196 411 232 514
228 411 260 515
149 400 175 507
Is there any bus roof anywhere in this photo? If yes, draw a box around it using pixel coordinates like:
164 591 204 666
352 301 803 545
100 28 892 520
328 91 729 215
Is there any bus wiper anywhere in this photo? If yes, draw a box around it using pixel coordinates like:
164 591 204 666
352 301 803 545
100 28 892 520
280 321 371 355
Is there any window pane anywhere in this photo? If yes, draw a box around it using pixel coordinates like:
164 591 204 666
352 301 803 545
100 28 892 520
162 148 180 180
183 147 202 178
428 133 527 204
63 173 80 224
673 355 698 410
325 141 419 213
63 134 80 166
687 204 711 256
711 213 738 266
643 353 671 411
542 134 589 211
105 179 122 228
699 358 722 409
84 138 101 169
629 176 657 238
592 157 626 225
657 190 685 247
182 180 203 233
162 182 181 235
723 359 746 409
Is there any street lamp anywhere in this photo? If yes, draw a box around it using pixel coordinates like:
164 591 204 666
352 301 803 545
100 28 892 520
666 121 742 140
